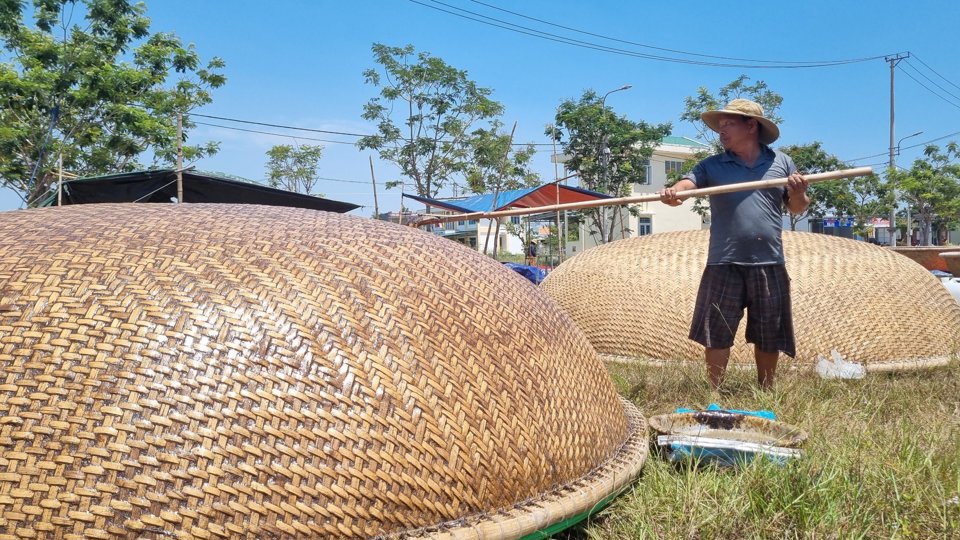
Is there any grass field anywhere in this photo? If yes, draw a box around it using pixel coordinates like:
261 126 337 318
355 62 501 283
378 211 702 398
567 359 960 539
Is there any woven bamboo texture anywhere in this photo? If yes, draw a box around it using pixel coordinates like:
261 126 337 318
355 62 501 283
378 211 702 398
0 203 646 539
541 230 960 370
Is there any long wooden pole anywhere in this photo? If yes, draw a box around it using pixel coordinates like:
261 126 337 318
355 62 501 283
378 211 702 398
414 166 873 227
368 156 380 218
176 112 184 203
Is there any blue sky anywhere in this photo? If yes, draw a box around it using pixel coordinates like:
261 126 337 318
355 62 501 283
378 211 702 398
4 0 960 215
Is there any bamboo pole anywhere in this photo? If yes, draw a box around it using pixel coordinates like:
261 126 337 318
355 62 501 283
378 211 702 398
368 156 380 219
414 166 873 227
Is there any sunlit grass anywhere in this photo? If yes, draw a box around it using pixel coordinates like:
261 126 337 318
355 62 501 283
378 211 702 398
569 359 960 539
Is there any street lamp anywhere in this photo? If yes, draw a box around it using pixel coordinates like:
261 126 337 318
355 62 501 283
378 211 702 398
896 130 923 246
598 84 632 242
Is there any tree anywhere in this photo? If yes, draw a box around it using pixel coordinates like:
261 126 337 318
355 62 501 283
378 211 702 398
893 142 960 246
779 141 851 231
681 75 783 153
265 144 324 195
0 0 226 206
463 121 539 194
846 172 889 239
677 75 783 218
547 90 671 243
357 43 503 198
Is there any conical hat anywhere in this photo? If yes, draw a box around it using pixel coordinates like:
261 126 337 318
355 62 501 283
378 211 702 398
0 204 647 539
541 230 960 370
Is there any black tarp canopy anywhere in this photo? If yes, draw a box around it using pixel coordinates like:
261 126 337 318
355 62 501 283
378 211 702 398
40 169 359 213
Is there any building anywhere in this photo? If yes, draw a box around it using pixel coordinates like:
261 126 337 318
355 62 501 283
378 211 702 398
565 136 710 256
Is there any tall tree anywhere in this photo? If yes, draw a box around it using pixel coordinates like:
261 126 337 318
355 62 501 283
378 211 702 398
780 141 851 231
547 90 671 243
0 0 226 206
893 142 960 246
265 144 324 196
357 43 503 198
846 172 890 240
464 121 539 194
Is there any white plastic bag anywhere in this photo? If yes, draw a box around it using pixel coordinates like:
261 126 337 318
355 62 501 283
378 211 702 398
815 350 866 379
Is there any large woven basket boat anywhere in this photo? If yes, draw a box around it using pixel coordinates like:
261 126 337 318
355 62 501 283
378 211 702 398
541 231 960 371
0 204 647 539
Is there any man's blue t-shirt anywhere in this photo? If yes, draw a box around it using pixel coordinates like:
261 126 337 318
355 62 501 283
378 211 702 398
685 146 797 265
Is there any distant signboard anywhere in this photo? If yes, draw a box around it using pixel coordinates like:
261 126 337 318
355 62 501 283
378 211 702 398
823 217 854 228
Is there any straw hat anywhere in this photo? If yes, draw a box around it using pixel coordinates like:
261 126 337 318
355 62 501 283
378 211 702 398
541 230 960 371
0 204 647 539
701 98 780 145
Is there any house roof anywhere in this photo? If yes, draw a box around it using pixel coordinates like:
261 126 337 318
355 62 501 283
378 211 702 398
660 136 709 148
38 169 360 213
403 183 610 214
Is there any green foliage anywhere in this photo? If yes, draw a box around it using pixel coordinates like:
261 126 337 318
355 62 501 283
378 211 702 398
779 141 866 231
578 360 960 539
681 75 783 153
464 120 539 194
547 90 671 243
357 43 504 198
0 0 226 206
264 144 324 196
892 142 960 246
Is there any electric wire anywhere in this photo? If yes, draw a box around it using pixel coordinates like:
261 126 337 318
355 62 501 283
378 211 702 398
466 0 887 65
411 0 892 69
911 54 960 93
194 121 359 145
901 60 960 106
898 64 960 112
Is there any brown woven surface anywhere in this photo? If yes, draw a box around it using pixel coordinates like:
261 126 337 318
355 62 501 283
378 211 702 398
0 203 642 539
890 246 956 271
541 230 960 370
942 252 960 276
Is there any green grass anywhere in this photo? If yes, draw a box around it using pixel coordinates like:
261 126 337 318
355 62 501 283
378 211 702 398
568 360 960 539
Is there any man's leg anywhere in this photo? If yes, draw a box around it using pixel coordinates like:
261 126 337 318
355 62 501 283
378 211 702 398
755 347 779 389
705 347 731 389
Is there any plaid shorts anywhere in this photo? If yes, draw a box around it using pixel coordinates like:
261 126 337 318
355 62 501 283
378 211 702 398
688 264 796 356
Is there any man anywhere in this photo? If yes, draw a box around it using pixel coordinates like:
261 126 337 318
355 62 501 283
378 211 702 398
659 99 809 390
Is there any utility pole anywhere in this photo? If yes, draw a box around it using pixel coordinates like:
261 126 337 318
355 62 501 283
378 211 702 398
886 52 909 246
368 156 380 219
176 112 184 203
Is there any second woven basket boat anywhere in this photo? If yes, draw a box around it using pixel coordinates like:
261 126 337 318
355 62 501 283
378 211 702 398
541 230 960 371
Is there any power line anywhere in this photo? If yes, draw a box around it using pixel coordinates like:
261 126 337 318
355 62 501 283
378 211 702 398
467 0 887 66
911 54 960 93
901 59 960 105
189 112 556 146
194 121 360 145
898 64 960 111
844 130 960 163
411 0 893 69
190 113 370 137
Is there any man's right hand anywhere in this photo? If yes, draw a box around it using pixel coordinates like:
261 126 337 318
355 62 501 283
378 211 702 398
658 186 684 207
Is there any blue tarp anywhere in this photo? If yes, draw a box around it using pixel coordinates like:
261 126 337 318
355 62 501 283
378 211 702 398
503 263 547 285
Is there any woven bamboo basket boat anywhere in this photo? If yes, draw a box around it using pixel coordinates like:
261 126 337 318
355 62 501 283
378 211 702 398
541 231 960 371
890 246 956 272
0 204 648 539
942 251 960 276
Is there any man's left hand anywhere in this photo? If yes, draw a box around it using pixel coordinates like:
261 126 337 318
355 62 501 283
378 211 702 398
786 172 808 196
